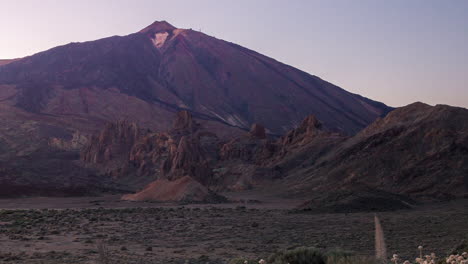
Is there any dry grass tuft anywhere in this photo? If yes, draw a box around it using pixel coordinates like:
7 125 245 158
97 240 111 264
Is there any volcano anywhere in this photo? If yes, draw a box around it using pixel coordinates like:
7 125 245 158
0 20 396 197
0 21 391 136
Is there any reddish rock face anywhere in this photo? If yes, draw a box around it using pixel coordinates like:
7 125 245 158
219 136 275 164
170 110 200 137
281 114 324 146
163 135 213 185
129 132 174 177
81 121 141 165
80 111 218 190
121 176 214 202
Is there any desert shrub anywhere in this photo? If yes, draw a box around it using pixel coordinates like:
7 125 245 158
451 239 468 255
326 249 355 259
327 255 377 264
326 249 377 264
229 258 257 264
97 240 111 264
267 247 326 264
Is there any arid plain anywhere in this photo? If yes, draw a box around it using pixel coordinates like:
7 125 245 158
0 193 466 264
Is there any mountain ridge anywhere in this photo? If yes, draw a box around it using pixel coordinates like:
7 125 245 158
77 102 467 208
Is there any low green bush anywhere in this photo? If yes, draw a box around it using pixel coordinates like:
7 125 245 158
267 247 326 264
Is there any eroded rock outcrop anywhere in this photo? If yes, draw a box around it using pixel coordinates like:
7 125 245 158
170 110 199 135
163 135 213 185
219 128 276 163
49 131 90 151
281 115 322 146
128 132 175 177
81 121 142 165
212 123 280 191
274 114 343 160
81 111 223 201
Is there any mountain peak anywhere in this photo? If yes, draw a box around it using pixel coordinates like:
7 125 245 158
139 20 176 33
0 19 392 135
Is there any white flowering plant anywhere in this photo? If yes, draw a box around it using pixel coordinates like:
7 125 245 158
393 246 467 264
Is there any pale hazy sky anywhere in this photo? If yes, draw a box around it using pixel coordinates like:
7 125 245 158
0 0 467 108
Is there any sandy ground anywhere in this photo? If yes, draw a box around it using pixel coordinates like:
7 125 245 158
0 191 305 210
0 194 466 264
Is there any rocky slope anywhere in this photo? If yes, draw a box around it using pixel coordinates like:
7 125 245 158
0 103 108 197
278 103 468 211
81 104 467 205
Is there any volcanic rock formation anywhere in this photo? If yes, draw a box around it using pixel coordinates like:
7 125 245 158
81 103 468 204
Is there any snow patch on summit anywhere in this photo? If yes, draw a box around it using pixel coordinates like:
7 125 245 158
152 32 169 49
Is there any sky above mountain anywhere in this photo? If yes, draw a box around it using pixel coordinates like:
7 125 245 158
0 0 467 108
